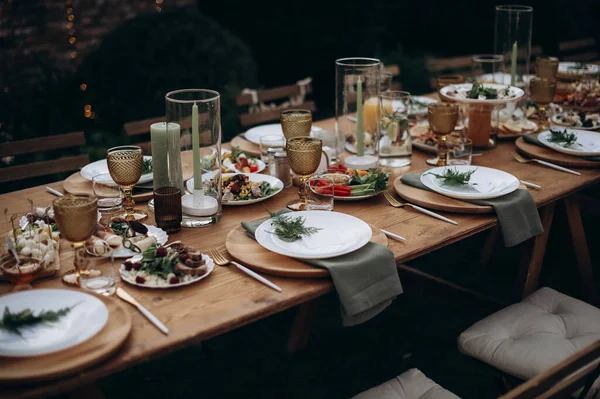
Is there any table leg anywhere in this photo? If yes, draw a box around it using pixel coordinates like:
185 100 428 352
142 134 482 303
67 383 105 399
286 298 319 354
563 196 599 305
517 202 556 299
480 226 500 267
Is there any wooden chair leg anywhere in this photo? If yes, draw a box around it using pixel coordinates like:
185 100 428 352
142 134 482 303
286 298 319 354
563 196 599 305
517 202 556 299
480 226 500 266
68 383 105 399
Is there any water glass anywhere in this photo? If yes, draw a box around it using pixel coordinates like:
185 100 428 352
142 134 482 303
79 251 116 296
92 173 122 214
472 54 505 83
153 187 182 233
306 176 334 211
259 135 286 163
310 128 342 165
379 91 412 167
448 138 473 165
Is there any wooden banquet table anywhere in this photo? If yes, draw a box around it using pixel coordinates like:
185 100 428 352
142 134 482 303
1 116 599 399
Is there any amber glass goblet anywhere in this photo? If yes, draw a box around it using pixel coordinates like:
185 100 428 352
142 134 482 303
428 103 459 166
535 56 559 79
106 145 147 221
281 109 312 139
530 77 557 131
286 137 322 211
53 195 98 280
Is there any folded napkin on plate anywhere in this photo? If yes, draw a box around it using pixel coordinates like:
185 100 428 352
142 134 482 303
242 210 403 326
523 134 600 162
401 174 543 247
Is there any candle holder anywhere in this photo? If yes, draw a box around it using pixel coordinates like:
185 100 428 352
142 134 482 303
165 89 222 227
494 5 533 89
335 57 381 170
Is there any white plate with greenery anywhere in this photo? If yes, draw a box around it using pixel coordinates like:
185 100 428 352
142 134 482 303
254 211 372 259
80 156 153 184
421 165 519 200
0 289 108 357
439 83 525 105
538 128 600 157
186 172 283 206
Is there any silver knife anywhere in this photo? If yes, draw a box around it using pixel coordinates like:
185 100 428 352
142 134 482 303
116 288 169 335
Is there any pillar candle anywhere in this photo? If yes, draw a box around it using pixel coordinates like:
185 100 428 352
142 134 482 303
166 122 184 192
510 41 518 86
191 103 202 191
150 122 170 190
356 76 364 157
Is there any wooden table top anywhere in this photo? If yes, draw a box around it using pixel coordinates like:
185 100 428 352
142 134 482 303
1 117 600 399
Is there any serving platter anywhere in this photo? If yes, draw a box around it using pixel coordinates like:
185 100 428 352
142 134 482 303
186 172 283 206
439 83 525 105
87 224 168 258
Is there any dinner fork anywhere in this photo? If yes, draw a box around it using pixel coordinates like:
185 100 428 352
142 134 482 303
208 248 282 292
511 152 581 176
383 191 458 225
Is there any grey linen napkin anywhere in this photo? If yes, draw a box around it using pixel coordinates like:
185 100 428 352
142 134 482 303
523 134 600 162
401 174 543 247
242 210 403 326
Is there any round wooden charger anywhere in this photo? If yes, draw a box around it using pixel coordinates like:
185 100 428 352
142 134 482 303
0 291 132 384
393 176 493 214
230 134 261 156
515 137 600 168
225 224 388 278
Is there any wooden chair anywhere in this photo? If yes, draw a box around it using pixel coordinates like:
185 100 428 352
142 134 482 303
0 132 89 183
559 38 600 63
498 340 600 399
384 64 402 90
123 116 192 155
236 78 316 128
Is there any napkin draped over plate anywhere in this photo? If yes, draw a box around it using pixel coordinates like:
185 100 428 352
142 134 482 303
242 211 403 326
401 174 543 247
524 134 600 162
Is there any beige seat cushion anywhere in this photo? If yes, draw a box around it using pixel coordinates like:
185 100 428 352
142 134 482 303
352 368 460 399
458 287 600 380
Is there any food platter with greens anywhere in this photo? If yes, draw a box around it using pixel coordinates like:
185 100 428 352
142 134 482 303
538 128 600 157
440 83 524 105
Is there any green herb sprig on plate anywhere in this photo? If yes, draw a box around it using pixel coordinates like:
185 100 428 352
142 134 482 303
0 303 80 337
425 168 477 186
548 129 580 148
267 210 321 242
142 159 153 175
467 82 498 99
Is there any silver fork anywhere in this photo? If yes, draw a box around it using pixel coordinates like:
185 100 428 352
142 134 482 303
383 191 458 225
208 248 282 292
511 151 581 176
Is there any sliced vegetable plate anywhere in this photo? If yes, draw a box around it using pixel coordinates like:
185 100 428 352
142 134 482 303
80 156 153 184
538 129 600 157
87 224 168 258
334 169 389 201
186 172 283 206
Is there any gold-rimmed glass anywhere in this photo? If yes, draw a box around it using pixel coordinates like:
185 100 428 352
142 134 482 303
53 195 98 280
530 77 557 131
106 145 148 221
535 56 559 79
281 109 312 139
286 137 322 211
428 103 459 166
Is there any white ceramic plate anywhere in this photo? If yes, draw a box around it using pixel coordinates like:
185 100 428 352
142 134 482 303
255 211 372 259
120 253 214 289
420 165 520 200
334 191 382 201
538 129 600 157
88 224 168 258
244 123 322 144
558 62 600 76
409 96 438 116
186 172 283 206
440 83 525 105
80 156 153 184
0 289 108 357
552 113 600 130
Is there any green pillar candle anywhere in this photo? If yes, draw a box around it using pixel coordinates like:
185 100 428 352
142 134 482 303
356 76 364 157
167 122 183 192
510 41 518 86
192 103 202 190
150 122 170 190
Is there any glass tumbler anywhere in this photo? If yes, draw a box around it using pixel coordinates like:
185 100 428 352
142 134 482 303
92 173 122 214
153 187 182 233
448 138 473 165
472 54 505 84
379 91 412 167
79 254 116 296
306 176 334 211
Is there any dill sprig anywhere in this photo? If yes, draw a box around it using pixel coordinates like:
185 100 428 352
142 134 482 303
425 168 477 186
548 129 580 148
0 303 81 337
467 82 498 99
267 210 321 242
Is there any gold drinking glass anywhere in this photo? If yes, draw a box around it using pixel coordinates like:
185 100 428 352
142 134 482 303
286 137 323 211
281 109 312 139
53 195 98 277
535 56 559 79
428 103 459 166
530 77 557 131
106 145 148 221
